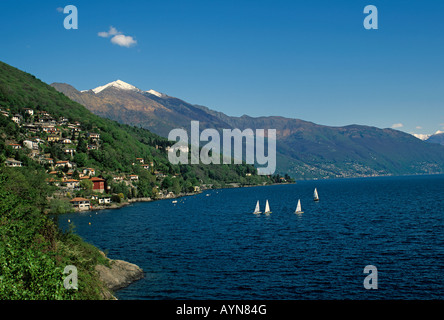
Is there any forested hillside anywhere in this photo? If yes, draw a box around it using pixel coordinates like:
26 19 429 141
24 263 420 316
0 60 278 299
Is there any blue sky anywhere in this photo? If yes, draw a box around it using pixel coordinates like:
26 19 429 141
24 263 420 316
1 0 443 135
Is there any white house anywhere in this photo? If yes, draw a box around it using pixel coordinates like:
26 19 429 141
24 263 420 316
23 108 34 116
23 140 38 150
5 159 22 167
83 168 96 176
87 133 100 140
70 197 91 211
98 197 112 204
8 143 21 150
11 114 22 124
55 160 73 169
64 148 76 156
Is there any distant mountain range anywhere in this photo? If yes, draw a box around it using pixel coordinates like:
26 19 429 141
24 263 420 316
52 80 444 179
413 131 444 145
426 132 444 145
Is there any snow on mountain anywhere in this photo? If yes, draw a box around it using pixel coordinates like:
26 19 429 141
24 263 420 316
91 80 140 94
412 133 431 140
86 80 166 98
146 89 165 98
412 130 444 141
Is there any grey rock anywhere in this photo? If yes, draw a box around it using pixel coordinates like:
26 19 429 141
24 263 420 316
95 257 144 292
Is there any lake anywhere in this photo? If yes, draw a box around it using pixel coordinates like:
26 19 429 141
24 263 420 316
59 175 444 300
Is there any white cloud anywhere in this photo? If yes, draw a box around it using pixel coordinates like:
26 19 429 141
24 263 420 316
391 123 404 129
111 34 137 47
98 26 121 38
98 26 137 47
415 126 422 130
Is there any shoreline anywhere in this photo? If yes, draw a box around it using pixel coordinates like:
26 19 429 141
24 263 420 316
84 181 296 213
74 172 444 213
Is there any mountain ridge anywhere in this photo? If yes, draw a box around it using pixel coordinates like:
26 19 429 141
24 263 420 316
52 80 444 179
426 131 444 146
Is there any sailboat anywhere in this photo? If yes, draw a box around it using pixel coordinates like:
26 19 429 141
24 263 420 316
253 200 261 214
295 199 303 214
264 200 271 214
313 188 319 202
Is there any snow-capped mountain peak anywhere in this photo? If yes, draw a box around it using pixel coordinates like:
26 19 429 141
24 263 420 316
146 89 165 98
85 80 166 97
412 130 444 141
91 80 140 94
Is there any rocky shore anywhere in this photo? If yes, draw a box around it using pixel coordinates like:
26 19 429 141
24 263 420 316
95 251 144 299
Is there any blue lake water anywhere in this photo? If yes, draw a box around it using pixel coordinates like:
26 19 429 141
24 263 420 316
59 175 444 300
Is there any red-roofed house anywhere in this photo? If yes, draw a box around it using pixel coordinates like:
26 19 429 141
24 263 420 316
62 179 80 189
8 143 21 150
90 177 106 193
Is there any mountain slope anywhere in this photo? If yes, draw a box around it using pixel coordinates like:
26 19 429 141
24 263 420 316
426 131 444 146
52 82 232 137
0 61 270 190
52 80 444 179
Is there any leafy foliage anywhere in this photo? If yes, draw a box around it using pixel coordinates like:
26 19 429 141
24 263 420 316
0 167 110 299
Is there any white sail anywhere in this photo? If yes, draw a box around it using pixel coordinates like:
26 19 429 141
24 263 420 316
254 200 261 214
295 199 303 213
264 200 271 214
314 188 319 201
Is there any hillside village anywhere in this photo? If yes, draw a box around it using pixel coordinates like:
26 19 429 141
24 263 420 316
0 106 202 211
0 105 282 212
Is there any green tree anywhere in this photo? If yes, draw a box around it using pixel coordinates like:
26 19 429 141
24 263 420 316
161 176 172 190
74 152 88 167
171 178 181 195
49 198 73 214
151 187 159 199
80 179 93 191
77 137 88 154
